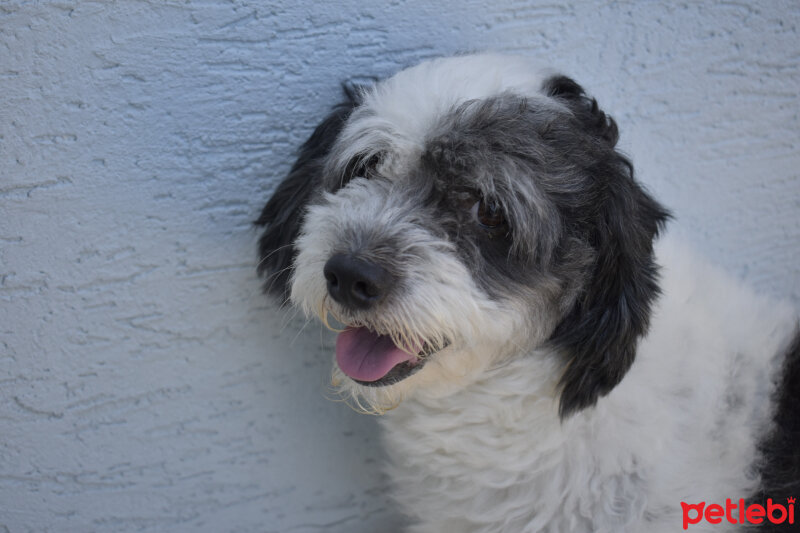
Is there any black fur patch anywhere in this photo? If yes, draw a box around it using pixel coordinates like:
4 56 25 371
748 331 800 531
255 86 360 301
541 75 671 418
421 82 669 417
419 97 575 304
417 85 670 417
551 178 669 418
543 75 619 145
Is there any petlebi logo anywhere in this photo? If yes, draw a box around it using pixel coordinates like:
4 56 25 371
681 497 796 529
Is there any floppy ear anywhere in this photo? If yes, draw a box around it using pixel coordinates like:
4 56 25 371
544 75 620 145
544 75 671 418
256 84 363 302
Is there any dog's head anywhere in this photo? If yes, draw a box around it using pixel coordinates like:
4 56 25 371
257 54 669 417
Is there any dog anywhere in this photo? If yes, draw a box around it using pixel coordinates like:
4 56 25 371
256 54 800 532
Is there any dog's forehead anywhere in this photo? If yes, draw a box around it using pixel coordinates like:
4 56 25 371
363 55 551 139
329 54 555 175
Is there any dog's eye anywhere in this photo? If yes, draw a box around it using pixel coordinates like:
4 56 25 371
473 198 506 229
345 153 382 179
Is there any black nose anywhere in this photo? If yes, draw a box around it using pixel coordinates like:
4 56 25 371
323 254 392 310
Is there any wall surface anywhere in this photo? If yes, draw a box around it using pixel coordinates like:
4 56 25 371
1 1 798 532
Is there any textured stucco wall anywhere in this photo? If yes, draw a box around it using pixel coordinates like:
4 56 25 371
1 1 798 532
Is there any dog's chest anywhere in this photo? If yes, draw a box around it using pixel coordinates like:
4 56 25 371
378 374 650 532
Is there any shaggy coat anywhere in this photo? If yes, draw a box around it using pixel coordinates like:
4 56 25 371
257 54 799 532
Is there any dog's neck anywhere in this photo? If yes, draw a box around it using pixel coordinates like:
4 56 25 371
385 349 570 457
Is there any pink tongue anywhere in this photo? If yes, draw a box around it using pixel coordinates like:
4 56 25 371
335 327 417 382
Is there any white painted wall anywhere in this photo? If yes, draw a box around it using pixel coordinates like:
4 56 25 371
1 1 798 531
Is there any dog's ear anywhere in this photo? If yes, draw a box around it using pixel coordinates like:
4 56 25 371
255 85 362 302
543 75 620 146
544 75 671 418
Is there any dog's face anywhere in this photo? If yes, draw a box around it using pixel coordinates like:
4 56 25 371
257 55 668 416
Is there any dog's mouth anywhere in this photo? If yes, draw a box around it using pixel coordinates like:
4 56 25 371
335 326 444 387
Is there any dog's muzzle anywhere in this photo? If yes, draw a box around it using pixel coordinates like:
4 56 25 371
321 252 443 386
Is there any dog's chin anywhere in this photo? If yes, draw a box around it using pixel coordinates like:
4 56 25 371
352 360 424 387
331 363 417 414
